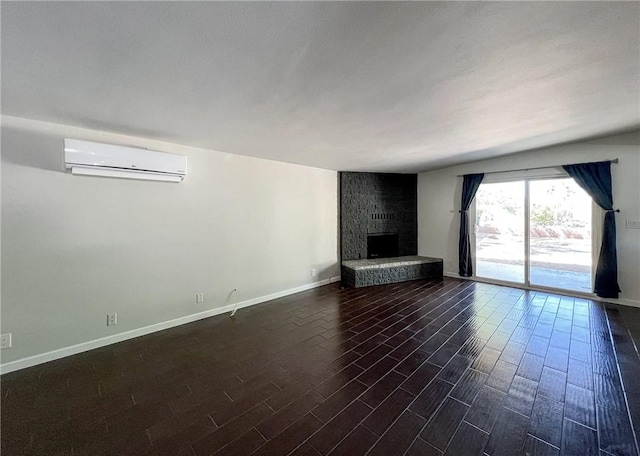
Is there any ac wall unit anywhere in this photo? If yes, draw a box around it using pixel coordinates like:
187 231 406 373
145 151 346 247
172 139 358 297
64 139 187 182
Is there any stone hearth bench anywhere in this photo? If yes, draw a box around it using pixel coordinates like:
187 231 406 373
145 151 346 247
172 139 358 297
341 255 443 288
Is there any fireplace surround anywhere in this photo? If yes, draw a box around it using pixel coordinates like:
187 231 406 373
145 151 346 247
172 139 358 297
340 172 417 261
339 172 444 287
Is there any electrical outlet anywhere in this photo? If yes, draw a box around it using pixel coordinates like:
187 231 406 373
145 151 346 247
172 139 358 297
0 333 12 350
311 268 318 277
107 313 118 326
196 293 204 303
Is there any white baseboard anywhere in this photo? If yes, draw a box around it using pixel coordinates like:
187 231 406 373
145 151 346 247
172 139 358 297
443 272 640 308
0 276 341 375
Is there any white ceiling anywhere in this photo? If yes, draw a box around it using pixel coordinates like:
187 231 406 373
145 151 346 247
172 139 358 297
2 2 639 172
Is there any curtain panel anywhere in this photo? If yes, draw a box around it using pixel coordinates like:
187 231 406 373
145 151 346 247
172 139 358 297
563 161 621 298
459 173 484 277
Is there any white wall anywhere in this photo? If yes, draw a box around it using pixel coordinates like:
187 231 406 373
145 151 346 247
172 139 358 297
418 131 640 307
0 116 339 367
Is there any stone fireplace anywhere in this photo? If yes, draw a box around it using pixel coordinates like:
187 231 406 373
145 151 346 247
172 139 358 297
340 172 417 261
340 172 443 287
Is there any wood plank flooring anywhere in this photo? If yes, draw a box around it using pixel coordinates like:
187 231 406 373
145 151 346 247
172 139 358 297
2 278 639 456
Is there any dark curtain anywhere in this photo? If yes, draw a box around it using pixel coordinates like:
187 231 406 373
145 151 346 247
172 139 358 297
563 161 620 298
459 173 484 276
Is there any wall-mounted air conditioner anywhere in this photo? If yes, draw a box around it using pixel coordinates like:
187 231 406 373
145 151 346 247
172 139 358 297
64 139 187 182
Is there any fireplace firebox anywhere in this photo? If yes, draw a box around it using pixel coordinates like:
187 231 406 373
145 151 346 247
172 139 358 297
367 233 399 259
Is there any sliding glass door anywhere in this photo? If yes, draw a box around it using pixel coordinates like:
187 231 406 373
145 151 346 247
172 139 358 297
529 178 592 293
474 177 592 293
475 181 525 283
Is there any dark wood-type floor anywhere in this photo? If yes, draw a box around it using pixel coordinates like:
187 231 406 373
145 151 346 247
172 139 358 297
2 278 640 456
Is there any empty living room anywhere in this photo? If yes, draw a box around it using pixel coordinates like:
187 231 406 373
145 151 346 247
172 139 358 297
2 2 640 456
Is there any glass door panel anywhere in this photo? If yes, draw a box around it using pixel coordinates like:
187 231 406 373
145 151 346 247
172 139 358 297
529 178 592 293
475 181 525 283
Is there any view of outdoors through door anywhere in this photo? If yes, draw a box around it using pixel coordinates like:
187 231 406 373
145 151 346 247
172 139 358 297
529 178 592 292
475 177 592 293
475 181 525 283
